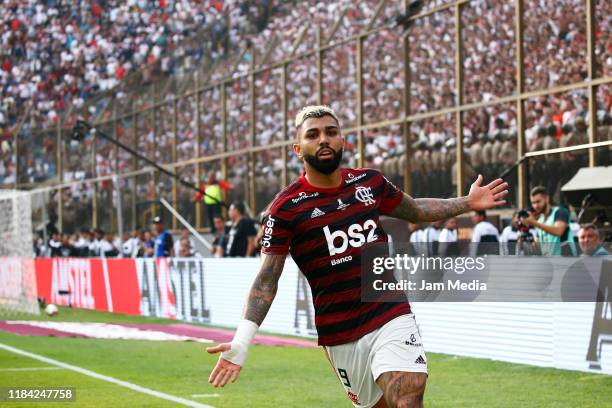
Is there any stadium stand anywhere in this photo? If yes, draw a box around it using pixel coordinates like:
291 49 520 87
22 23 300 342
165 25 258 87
0 0 610 235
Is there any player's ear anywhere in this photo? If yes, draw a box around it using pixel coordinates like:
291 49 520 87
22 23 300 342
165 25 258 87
292 143 302 159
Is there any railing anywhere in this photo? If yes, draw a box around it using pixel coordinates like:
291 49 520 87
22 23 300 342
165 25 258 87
9 0 612 233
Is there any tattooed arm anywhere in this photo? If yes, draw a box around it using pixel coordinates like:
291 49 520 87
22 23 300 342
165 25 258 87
390 175 509 223
207 253 287 387
243 253 287 325
390 194 471 223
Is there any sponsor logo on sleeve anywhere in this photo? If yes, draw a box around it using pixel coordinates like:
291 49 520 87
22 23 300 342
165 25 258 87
292 191 320 204
261 216 276 248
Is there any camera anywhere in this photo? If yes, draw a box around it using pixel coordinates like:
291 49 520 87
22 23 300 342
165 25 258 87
517 208 535 244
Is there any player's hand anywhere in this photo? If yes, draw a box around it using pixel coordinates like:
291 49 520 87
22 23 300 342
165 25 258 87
467 175 508 210
207 343 242 387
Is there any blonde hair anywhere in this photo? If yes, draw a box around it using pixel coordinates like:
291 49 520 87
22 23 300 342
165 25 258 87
294 105 340 129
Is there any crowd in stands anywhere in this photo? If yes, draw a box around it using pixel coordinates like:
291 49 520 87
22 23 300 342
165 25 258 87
35 201 610 259
405 210 609 258
35 200 263 259
3 1 611 231
36 226 199 258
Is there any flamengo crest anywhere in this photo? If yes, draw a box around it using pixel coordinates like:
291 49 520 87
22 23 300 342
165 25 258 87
355 186 375 206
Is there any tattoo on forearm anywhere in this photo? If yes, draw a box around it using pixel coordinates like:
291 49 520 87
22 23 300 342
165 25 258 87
244 254 286 325
390 193 471 222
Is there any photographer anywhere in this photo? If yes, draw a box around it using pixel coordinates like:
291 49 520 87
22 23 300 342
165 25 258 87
512 209 538 255
521 186 576 256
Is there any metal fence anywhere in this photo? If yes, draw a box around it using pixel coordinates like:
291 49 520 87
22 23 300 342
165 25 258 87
8 0 612 233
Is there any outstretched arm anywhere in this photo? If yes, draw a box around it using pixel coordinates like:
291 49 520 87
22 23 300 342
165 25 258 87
242 253 287 324
207 253 287 387
390 175 508 222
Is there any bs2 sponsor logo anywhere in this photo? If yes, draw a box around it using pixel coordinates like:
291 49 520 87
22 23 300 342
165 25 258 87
261 216 276 248
323 219 378 256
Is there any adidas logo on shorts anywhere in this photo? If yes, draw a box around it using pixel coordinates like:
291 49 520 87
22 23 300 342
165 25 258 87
311 208 325 218
414 355 426 365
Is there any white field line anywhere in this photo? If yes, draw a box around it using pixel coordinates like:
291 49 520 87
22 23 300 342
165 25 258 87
0 367 61 371
0 342 214 408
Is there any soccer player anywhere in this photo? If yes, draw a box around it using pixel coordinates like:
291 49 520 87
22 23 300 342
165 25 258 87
207 106 508 407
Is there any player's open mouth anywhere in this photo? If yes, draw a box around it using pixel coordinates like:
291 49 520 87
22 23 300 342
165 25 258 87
318 149 334 158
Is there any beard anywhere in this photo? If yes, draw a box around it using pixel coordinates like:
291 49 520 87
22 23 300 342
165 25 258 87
534 203 548 216
303 147 343 175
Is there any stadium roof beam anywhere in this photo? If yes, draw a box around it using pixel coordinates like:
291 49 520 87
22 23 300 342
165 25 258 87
454 1 465 197
325 8 348 44
260 35 279 66
289 27 308 58
515 0 527 208
364 0 387 33
586 0 598 167
401 0 412 195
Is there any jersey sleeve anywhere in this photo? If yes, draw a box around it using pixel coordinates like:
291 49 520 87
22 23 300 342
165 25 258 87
260 210 292 255
378 172 404 215
554 207 570 223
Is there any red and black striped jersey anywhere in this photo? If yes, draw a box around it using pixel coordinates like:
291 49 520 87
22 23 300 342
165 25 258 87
261 168 411 346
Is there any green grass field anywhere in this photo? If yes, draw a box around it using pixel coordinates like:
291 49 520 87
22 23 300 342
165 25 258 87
0 307 611 407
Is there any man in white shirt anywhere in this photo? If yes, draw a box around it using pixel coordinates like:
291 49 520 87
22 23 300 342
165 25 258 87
500 212 520 255
423 219 445 256
438 217 459 257
121 230 140 258
174 228 195 257
471 210 500 255
408 222 426 255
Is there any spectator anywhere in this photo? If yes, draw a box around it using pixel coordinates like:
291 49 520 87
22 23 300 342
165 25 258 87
152 216 174 257
121 230 140 258
212 215 229 257
438 217 459 257
197 171 232 232
522 186 576 256
225 202 257 257
423 219 445 256
178 237 195 257
470 210 500 256
99 232 119 258
500 212 520 255
89 229 103 257
577 224 608 256
408 222 426 255
48 232 63 257
59 234 77 257
73 229 92 257
138 230 155 258
174 228 194 257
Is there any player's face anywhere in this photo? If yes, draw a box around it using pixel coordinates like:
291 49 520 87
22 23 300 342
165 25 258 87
578 228 600 255
293 115 344 174
530 194 548 215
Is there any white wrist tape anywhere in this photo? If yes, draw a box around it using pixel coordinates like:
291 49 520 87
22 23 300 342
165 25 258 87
221 319 259 366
